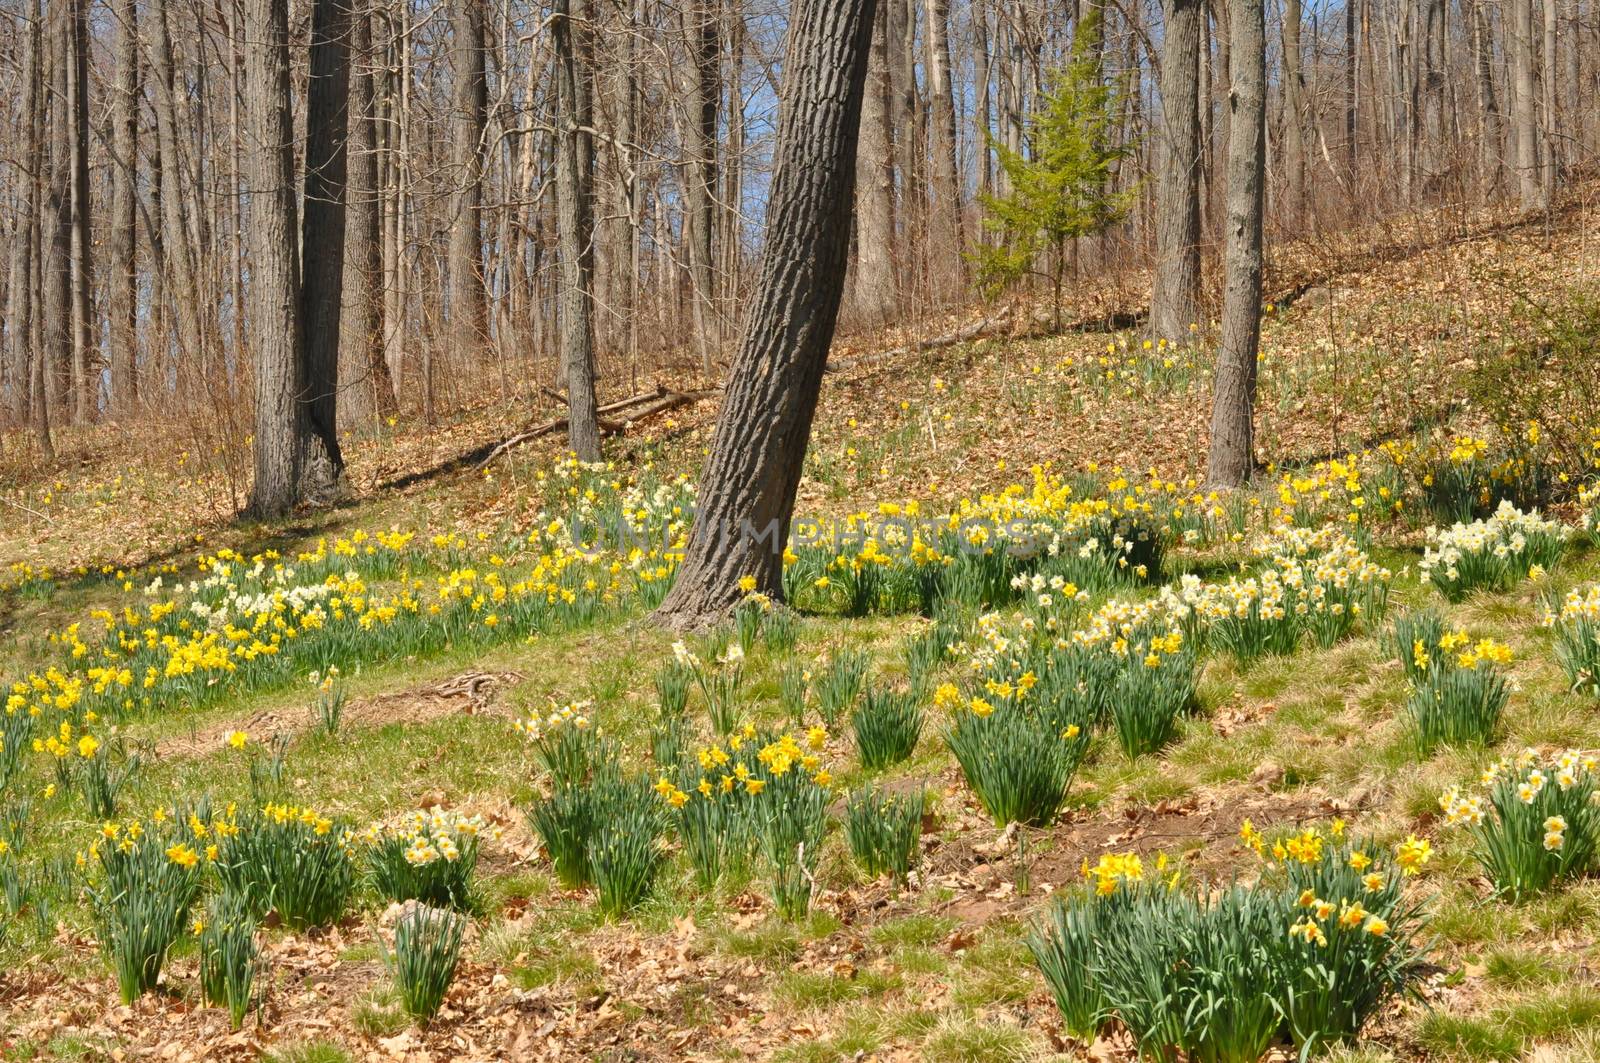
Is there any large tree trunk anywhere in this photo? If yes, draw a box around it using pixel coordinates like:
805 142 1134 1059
654 0 877 629
849 0 897 326
340 0 395 430
554 0 601 462
297 0 351 502
1510 0 1542 208
448 0 489 359
109 0 139 419
245 0 303 518
1209 0 1265 487
1150 0 1204 341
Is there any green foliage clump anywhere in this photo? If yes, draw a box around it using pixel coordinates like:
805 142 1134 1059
851 687 924 770
216 803 358 929
946 699 1088 826
198 891 261 1029
844 785 924 883
389 904 467 1022
87 817 206 1003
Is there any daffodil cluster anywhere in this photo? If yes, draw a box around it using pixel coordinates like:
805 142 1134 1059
1441 748 1600 898
1420 500 1566 600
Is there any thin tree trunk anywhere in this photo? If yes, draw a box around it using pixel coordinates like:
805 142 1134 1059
1511 0 1541 207
1209 0 1265 486
43 7 72 422
554 0 602 461
1419 0 1445 195
655 0 877 628
925 0 964 287
1282 0 1306 219
449 0 489 358
1469 0 1502 195
684 0 720 360
1150 0 1204 340
245 0 303 518
109 0 139 418
1541 0 1557 202
67 0 95 423
149 0 206 373
341 0 395 429
298 0 351 502
12 0 50 457
850 0 897 325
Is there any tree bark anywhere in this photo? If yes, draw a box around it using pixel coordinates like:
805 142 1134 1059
1281 0 1306 220
42 7 72 422
109 0 140 418
245 0 304 518
1419 0 1446 195
448 0 489 358
683 0 720 360
149 0 206 372
340 0 395 430
1541 0 1558 203
1510 0 1542 208
1208 0 1265 487
298 0 352 502
11 0 50 457
554 0 602 461
924 0 964 288
67 0 95 423
654 0 877 629
1469 0 1502 195
849 0 897 326
1150 0 1204 341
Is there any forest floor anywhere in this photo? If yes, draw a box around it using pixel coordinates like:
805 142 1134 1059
3 188 1600 1063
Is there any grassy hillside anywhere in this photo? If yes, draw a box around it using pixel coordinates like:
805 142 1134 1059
2 197 1600 1062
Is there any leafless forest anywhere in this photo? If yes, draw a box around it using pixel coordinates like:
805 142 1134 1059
0 0 1593 508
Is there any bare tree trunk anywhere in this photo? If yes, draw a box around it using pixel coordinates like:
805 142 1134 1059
1541 0 1558 202
1209 0 1265 486
1345 0 1357 172
849 0 897 325
245 0 303 518
1281 0 1306 219
1150 0 1203 341
684 0 720 360
341 0 395 430
1469 0 1502 195
11 0 50 457
1511 0 1542 207
109 0 139 419
924 0 964 288
655 0 877 629
448 0 488 359
554 0 601 461
67 0 95 423
43 7 72 422
150 0 206 373
298 0 351 502
1419 0 1445 195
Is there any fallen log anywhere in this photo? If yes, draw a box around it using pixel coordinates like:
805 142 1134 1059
469 389 715 471
822 309 1011 374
